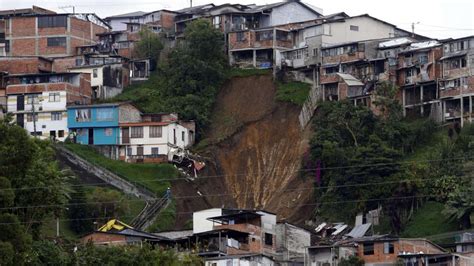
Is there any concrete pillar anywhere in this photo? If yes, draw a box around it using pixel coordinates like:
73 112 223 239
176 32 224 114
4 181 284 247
461 96 464 127
469 96 472 122
442 100 446 122
402 88 406 116
253 50 257 68
420 85 424 116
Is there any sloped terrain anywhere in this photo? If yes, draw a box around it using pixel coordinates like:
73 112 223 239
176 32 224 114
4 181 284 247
194 74 314 222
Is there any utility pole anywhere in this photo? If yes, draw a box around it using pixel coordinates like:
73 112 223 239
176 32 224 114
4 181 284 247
190 0 193 7
411 22 420 37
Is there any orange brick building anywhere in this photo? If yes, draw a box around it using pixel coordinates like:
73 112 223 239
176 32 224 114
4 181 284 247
1 10 110 58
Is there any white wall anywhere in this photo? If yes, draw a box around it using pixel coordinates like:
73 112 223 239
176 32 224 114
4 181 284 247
7 91 68 141
108 18 128 31
258 211 277 233
69 66 103 87
269 2 321 26
322 17 396 46
193 208 222 234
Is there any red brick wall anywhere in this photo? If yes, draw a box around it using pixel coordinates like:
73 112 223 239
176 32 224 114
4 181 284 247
38 37 67 56
0 57 52 74
357 240 444 265
440 76 474 98
6 83 70 94
11 39 36 56
11 17 35 37
81 233 127 245
320 74 339 84
161 12 176 31
322 52 365 65
52 57 78 72
338 82 348 100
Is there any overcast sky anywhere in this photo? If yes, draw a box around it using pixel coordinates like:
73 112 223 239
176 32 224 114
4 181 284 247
1 0 473 39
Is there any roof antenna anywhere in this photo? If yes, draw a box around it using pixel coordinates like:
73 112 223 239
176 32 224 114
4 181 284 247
190 0 193 7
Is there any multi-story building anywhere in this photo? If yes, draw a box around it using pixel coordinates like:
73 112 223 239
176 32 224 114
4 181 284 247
67 103 195 163
397 40 443 119
0 7 110 58
6 72 91 141
439 36 474 125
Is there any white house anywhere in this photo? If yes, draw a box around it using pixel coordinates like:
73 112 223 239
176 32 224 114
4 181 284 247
118 112 195 163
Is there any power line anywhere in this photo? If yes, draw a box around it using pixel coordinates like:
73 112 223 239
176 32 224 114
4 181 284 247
0 175 467 211
0 194 435 226
2 154 473 192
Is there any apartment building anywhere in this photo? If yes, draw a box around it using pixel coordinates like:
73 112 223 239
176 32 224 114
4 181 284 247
397 40 443 119
439 36 474 125
0 8 110 58
6 72 91 141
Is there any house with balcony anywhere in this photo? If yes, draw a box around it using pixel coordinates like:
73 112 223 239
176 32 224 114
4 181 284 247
397 40 443 119
6 72 91 141
67 102 195 163
439 36 474 125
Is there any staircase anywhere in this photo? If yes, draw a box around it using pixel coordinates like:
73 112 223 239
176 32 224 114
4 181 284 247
56 145 169 231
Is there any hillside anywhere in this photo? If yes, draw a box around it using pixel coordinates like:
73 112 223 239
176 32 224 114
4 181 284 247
191 74 314 222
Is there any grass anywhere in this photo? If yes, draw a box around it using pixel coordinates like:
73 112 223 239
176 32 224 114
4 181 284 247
64 143 179 196
227 67 271 78
401 201 458 240
276 81 311 106
146 200 176 232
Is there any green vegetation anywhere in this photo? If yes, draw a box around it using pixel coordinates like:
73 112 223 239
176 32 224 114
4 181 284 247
111 19 227 138
64 143 178 195
276 81 311 106
227 67 271 78
402 201 458 238
133 27 164 66
147 200 176 232
308 82 473 234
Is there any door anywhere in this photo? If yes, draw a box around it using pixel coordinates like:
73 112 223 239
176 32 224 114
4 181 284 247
17 95 24 111
16 114 24 128
88 128 94 145
122 127 130 144
137 146 144 156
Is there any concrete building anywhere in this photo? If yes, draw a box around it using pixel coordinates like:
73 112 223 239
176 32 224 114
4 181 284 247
67 103 195 163
6 72 91 141
439 36 474 126
305 235 448 266
0 7 110 58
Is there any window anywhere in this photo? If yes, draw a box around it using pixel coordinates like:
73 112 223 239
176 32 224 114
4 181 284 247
350 25 359 31
363 243 374 255
212 16 221 29
461 58 467 68
182 131 185 141
236 32 246 42
256 30 273 41
75 109 91 122
51 112 62 121
49 92 60 102
151 147 159 155
325 66 338 74
264 233 273 246
131 126 143 138
384 242 394 254
313 48 318 57
127 147 132 156
47 37 66 47
38 16 67 28
104 128 113 136
27 95 39 104
27 113 38 122
96 108 114 121
93 69 98 78
276 30 289 41
75 58 83 66
149 126 162 138
58 130 64 138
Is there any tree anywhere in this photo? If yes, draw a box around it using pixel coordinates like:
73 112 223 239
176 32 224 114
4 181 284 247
68 184 92 234
444 181 473 229
88 188 129 224
133 27 164 67
339 255 364 266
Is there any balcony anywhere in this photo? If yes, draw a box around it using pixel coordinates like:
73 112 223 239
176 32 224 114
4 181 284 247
6 82 75 95
229 29 293 51
320 73 339 84
322 52 365 65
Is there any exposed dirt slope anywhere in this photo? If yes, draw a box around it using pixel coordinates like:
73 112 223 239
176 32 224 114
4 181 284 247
199 75 314 222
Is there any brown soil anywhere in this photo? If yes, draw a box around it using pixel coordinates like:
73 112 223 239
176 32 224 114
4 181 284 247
172 74 314 226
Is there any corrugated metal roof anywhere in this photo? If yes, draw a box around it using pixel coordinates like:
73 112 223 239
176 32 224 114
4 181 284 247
346 223 372 238
106 11 146 19
337 73 364 86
